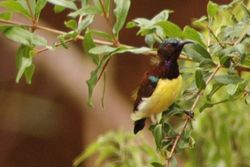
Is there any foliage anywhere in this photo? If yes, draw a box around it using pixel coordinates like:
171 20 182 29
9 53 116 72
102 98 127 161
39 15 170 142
73 131 165 167
1 0 250 167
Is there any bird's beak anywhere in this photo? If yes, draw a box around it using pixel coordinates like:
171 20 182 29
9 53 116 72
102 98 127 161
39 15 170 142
178 40 194 48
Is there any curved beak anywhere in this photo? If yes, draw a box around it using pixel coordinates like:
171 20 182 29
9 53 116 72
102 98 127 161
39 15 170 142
178 40 194 48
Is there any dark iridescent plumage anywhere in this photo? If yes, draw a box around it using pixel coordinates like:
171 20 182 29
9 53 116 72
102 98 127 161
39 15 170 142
133 39 193 134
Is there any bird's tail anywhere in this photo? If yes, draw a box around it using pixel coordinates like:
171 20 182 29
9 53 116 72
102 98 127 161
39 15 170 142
134 118 146 134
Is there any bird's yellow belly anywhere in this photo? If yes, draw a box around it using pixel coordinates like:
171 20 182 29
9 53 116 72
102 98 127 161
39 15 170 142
131 75 183 121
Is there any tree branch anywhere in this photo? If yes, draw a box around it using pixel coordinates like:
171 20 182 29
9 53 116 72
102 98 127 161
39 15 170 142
166 64 221 167
1 18 250 73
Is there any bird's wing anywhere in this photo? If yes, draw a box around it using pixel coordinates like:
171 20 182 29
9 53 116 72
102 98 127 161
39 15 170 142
133 66 164 111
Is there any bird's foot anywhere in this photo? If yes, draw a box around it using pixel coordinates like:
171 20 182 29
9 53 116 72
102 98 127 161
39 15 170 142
184 110 194 119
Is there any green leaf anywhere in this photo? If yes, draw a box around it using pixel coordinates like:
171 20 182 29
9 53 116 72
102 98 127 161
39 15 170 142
81 0 89 7
48 0 77 10
53 5 65 13
104 0 111 17
35 0 47 19
152 10 173 22
68 6 100 18
241 3 250 18
58 31 78 43
219 54 231 67
199 102 214 112
195 69 206 90
89 45 118 55
16 45 35 83
90 29 113 41
78 15 94 32
156 21 182 38
151 162 164 167
192 16 208 29
0 0 30 18
126 18 152 29
226 84 238 96
199 59 216 69
64 19 78 30
145 34 155 48
58 35 68 49
245 94 250 104
3 26 47 46
0 12 12 20
183 43 211 62
207 1 219 17
17 0 36 17
214 75 243 84
226 80 248 97
168 157 177 167
207 82 223 100
73 142 101 167
113 0 131 37
183 26 206 48
178 130 194 150
115 47 152 54
151 124 163 149
83 29 98 64
24 64 35 84
87 55 111 106
87 68 99 107
93 0 103 14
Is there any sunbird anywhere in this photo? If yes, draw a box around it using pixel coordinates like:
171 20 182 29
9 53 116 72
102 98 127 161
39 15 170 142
131 39 193 134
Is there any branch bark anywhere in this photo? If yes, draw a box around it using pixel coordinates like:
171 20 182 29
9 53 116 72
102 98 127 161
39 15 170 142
1 19 250 73
166 64 221 167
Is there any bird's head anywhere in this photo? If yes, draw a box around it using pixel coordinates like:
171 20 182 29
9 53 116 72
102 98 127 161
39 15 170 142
157 39 193 61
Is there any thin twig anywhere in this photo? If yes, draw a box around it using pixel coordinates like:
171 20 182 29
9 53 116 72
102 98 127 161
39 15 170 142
0 18 30 27
78 15 83 26
236 65 250 72
1 19 250 73
97 58 111 82
207 26 224 48
166 64 221 167
25 0 34 21
98 0 119 46
39 15 84 54
0 19 114 46
94 0 120 82
99 0 109 21
36 38 75 54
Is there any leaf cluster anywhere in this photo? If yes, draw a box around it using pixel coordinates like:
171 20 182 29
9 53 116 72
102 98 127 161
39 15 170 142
1 0 250 166
73 131 164 167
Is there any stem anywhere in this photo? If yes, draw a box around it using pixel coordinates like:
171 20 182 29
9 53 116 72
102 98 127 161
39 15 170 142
236 65 250 72
99 0 109 20
0 19 114 46
1 19 250 73
97 58 111 82
166 64 221 167
36 38 75 54
25 0 34 21
94 0 120 82
98 0 119 46
207 26 224 48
